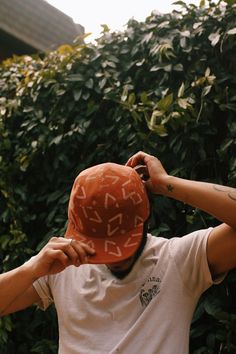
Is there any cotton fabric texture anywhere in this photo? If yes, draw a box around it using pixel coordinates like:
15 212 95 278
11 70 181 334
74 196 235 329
65 162 150 264
33 228 224 354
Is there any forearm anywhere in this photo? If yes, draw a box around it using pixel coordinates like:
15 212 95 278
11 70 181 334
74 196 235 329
0 261 35 315
160 176 236 229
0 237 96 316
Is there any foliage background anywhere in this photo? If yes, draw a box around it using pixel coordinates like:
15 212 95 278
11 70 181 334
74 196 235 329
0 0 236 352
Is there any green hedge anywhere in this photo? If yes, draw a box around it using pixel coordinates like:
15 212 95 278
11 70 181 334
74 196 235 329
0 1 236 352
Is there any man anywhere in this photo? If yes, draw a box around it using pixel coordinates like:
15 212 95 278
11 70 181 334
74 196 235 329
1 151 236 354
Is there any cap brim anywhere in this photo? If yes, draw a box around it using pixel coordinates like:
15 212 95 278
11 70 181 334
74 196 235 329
65 220 144 264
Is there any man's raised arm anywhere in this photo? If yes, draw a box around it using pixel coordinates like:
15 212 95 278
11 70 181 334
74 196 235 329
0 237 95 316
127 151 236 276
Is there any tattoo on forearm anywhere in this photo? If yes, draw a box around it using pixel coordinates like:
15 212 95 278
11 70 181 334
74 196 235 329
213 185 236 201
229 192 236 201
167 184 174 192
213 185 229 192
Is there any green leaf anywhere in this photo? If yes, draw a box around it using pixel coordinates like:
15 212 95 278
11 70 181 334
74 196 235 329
202 85 212 96
220 138 234 152
141 32 153 44
50 135 63 145
128 92 136 105
220 103 236 112
172 1 187 7
121 86 129 102
99 78 107 89
100 24 110 33
131 111 142 122
173 63 184 71
186 215 194 224
85 78 94 89
227 27 236 35
193 22 202 30
73 89 82 101
157 93 173 111
82 92 90 100
67 74 84 82
140 92 148 104
158 21 170 29
178 98 190 109
208 32 220 46
148 122 168 136
178 82 185 98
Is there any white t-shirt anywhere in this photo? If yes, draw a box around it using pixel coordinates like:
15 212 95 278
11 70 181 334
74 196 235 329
33 228 223 354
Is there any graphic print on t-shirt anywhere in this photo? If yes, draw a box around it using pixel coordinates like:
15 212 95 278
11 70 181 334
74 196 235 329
139 276 161 307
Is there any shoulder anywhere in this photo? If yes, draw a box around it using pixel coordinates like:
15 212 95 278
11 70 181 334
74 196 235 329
147 228 212 252
146 228 212 266
169 228 212 251
146 233 169 246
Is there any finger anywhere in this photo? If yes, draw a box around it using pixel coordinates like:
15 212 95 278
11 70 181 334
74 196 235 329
44 248 72 268
72 241 88 264
133 165 149 181
47 237 96 266
126 151 144 167
48 238 95 265
69 239 96 255
48 236 71 247
79 242 96 255
126 151 152 167
45 238 79 266
65 241 82 265
58 238 90 266
48 237 76 250
71 240 96 265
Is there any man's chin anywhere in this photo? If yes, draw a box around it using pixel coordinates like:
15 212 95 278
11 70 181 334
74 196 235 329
107 260 136 279
108 267 132 279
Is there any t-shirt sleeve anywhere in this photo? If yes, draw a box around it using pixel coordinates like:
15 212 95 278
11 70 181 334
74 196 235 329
170 228 225 295
33 275 54 310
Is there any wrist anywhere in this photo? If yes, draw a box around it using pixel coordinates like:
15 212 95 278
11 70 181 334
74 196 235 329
23 256 40 282
156 175 175 196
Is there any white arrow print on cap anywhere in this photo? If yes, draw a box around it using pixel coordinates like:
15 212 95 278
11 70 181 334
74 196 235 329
86 174 97 180
77 233 87 242
105 193 118 209
121 181 142 205
81 206 88 218
90 210 102 223
75 185 86 199
76 216 84 230
105 241 122 257
134 216 144 227
106 175 120 184
82 207 102 223
107 213 122 236
124 232 142 247
101 175 120 187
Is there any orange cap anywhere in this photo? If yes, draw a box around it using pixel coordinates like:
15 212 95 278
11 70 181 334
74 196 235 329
65 162 150 264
